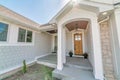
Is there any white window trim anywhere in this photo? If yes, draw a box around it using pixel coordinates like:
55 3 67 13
0 20 36 46
17 28 34 45
0 22 10 43
0 32 35 46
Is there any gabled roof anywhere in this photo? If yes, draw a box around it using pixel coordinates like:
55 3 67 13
49 0 114 24
49 1 73 23
0 5 40 30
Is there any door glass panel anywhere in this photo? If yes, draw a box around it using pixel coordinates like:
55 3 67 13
75 35 78 40
75 34 81 41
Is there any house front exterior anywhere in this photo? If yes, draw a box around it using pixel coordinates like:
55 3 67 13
0 0 120 80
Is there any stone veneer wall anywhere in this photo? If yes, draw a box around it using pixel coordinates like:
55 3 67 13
100 21 115 80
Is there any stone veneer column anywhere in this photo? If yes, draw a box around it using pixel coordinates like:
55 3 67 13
100 21 115 80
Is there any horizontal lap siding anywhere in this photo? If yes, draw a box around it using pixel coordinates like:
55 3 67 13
0 32 52 75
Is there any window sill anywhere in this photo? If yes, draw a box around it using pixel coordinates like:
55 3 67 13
0 43 34 46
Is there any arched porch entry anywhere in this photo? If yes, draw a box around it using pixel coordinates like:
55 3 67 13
65 19 89 56
57 18 104 80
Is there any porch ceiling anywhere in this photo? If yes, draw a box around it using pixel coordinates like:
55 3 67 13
47 29 57 34
65 21 88 31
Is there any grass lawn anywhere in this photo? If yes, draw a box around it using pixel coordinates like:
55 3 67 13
2 64 59 80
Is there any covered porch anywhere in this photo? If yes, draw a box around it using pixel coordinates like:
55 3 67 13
37 54 92 70
39 9 102 80
37 53 94 80
38 0 114 80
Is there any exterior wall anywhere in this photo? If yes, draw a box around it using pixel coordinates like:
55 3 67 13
0 20 52 76
66 32 72 54
52 36 57 52
100 21 115 80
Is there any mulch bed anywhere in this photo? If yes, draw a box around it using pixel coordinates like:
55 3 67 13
2 64 59 80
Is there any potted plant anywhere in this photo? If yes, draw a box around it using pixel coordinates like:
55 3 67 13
69 51 73 57
83 53 88 59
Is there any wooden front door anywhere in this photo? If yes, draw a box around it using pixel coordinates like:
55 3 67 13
74 33 83 55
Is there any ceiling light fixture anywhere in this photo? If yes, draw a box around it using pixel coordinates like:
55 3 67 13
75 24 79 31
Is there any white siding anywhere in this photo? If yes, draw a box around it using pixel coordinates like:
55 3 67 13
66 32 72 54
0 21 52 75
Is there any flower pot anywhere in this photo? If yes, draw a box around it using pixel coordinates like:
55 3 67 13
69 51 73 57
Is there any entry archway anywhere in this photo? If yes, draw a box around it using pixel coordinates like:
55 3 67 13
57 17 103 79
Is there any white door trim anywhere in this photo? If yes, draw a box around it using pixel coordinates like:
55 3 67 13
72 30 85 56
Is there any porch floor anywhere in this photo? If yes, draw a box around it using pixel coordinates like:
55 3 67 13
36 53 95 80
53 66 96 80
36 53 92 70
37 54 57 68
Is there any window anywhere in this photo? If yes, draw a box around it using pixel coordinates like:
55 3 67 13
18 28 26 42
0 22 8 41
18 28 33 43
26 30 32 42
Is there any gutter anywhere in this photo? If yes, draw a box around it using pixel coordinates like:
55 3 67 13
40 23 56 27
0 13 39 31
114 2 120 8
114 2 120 6
98 16 109 24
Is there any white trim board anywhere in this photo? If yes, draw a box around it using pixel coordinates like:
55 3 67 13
71 30 85 55
35 53 53 61
0 53 52 79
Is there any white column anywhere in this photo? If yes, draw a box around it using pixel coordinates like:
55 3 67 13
91 18 104 80
110 8 120 79
114 9 120 47
62 27 66 63
57 24 63 70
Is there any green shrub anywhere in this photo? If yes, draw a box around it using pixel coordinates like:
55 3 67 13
42 65 53 80
22 60 27 73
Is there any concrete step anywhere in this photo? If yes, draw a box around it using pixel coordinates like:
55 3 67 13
53 69 75 80
62 77 75 80
52 66 96 80
65 63 93 71
52 69 65 80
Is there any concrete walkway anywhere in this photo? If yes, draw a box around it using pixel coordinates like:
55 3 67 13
53 66 96 80
37 54 57 68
